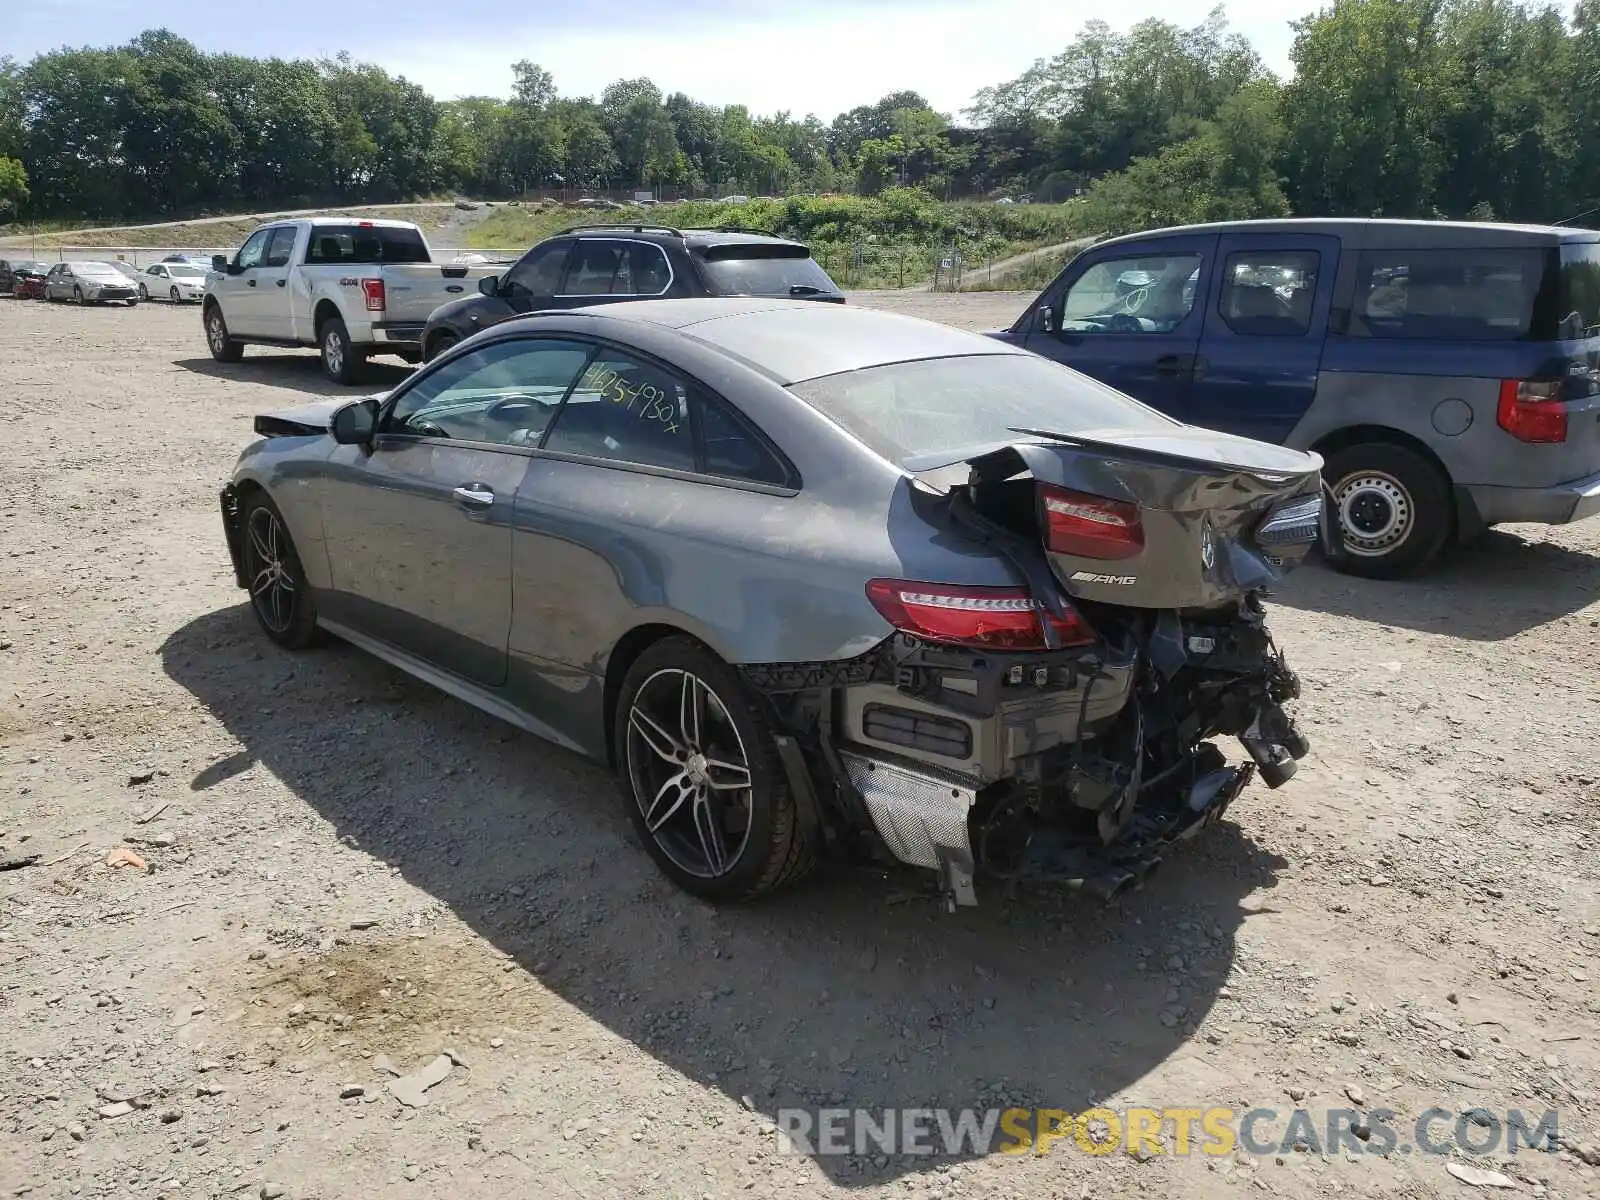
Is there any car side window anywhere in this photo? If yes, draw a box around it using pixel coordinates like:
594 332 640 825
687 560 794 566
542 350 697 473
1060 253 1202 334
622 242 672 295
384 338 593 447
502 243 569 299
1218 251 1320 337
699 396 790 486
237 229 271 270
263 227 297 269
147 265 164 277
561 242 628 296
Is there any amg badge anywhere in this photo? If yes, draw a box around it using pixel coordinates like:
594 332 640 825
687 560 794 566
1071 570 1137 585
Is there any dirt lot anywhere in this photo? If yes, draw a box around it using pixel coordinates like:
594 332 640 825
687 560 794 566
1 294 1597 1200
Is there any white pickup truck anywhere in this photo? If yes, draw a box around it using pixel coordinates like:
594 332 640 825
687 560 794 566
202 218 498 384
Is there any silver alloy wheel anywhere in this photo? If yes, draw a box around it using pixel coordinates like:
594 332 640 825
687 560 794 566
625 668 754 878
323 326 344 376
1334 470 1413 558
243 506 296 635
207 311 228 354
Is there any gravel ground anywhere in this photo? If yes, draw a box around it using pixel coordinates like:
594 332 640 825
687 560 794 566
1 294 1598 1200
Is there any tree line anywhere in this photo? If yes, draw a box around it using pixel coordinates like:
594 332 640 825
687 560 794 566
3 1 1600 231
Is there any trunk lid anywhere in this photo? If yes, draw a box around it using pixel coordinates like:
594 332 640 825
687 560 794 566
936 427 1325 610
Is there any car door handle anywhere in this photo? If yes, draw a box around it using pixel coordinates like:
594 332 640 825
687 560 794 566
247 279 257 287
453 484 495 508
1153 353 1190 376
276 279 286 287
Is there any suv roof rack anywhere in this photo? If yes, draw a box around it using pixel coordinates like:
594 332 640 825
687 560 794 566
707 225 784 237
556 223 685 237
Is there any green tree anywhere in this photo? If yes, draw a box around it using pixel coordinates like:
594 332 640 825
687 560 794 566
0 155 27 218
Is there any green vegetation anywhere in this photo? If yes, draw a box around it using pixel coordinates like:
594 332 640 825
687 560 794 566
4 1 1600 241
0 156 26 218
466 191 1084 288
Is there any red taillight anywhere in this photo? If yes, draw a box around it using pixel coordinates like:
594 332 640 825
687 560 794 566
865 579 1092 650
1038 484 1145 560
362 278 386 311
1497 380 1566 443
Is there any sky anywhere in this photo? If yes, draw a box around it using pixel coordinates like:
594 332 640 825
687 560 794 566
6 0 1303 120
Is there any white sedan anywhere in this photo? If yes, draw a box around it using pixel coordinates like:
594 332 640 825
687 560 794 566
141 262 208 304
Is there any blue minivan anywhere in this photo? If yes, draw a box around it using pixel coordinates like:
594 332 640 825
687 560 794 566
997 219 1600 576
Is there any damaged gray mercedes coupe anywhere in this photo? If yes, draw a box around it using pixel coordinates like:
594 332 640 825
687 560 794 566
220 298 1324 908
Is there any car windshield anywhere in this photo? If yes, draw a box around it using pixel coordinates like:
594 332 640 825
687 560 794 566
168 265 206 279
72 262 123 277
697 245 840 297
788 352 1178 466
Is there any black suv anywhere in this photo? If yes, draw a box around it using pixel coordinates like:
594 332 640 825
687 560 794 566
421 224 844 361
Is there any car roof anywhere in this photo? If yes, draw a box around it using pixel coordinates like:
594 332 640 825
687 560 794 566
1095 216 1600 249
545 298 1027 384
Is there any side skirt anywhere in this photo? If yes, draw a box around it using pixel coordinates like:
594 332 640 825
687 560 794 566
318 618 591 758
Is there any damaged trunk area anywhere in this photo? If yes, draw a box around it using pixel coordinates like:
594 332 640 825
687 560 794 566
758 431 1324 908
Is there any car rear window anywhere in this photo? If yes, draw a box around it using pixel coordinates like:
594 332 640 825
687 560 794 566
1555 243 1600 339
788 353 1177 466
697 244 840 297
304 225 431 265
1350 247 1549 341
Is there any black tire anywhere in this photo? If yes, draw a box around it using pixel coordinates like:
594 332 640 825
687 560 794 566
238 492 321 650
1324 442 1452 579
204 303 244 362
425 330 458 363
319 317 365 385
138 283 149 301
73 286 84 305
613 636 816 902
126 298 138 308
169 286 180 304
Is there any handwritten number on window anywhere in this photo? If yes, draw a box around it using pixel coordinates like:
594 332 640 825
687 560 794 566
582 364 682 435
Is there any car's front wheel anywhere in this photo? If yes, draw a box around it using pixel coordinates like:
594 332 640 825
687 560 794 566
613 637 815 901
425 330 459 362
1325 442 1452 579
205 304 244 362
170 286 180 304
239 492 321 650
320 317 365 385
73 286 84 305
138 283 149 301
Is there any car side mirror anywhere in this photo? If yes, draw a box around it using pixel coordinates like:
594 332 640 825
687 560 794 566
1035 304 1056 334
478 274 500 297
330 398 379 445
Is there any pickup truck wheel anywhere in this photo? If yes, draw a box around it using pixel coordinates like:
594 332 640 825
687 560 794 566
1324 443 1452 579
205 305 244 362
319 318 365 385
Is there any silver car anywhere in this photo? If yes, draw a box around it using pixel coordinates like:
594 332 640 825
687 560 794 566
44 261 140 306
220 300 1320 907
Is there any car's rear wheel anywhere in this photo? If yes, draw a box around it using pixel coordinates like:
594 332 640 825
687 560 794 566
239 493 321 650
205 304 244 362
320 317 365 385
613 637 815 901
1324 442 1452 579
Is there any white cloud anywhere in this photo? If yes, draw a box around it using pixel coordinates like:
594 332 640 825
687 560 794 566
378 0 1300 119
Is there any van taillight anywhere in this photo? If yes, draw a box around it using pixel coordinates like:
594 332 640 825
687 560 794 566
1038 484 1145 560
1497 380 1566 443
362 278 386 311
865 580 1091 650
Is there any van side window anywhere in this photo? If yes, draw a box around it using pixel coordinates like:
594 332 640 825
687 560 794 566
1350 248 1543 340
1219 251 1319 337
1060 254 1202 334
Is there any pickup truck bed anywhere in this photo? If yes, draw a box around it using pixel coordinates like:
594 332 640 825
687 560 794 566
202 217 498 384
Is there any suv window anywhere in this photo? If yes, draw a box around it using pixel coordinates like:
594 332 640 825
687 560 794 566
1556 243 1600 339
1350 247 1544 341
560 240 674 297
263 227 298 268
503 242 570 298
1219 250 1320 337
1061 253 1202 334
385 338 592 446
697 244 838 297
304 224 431 265
542 350 697 472
237 229 272 270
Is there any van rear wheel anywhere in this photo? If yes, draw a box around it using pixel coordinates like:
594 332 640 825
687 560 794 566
1324 443 1452 579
